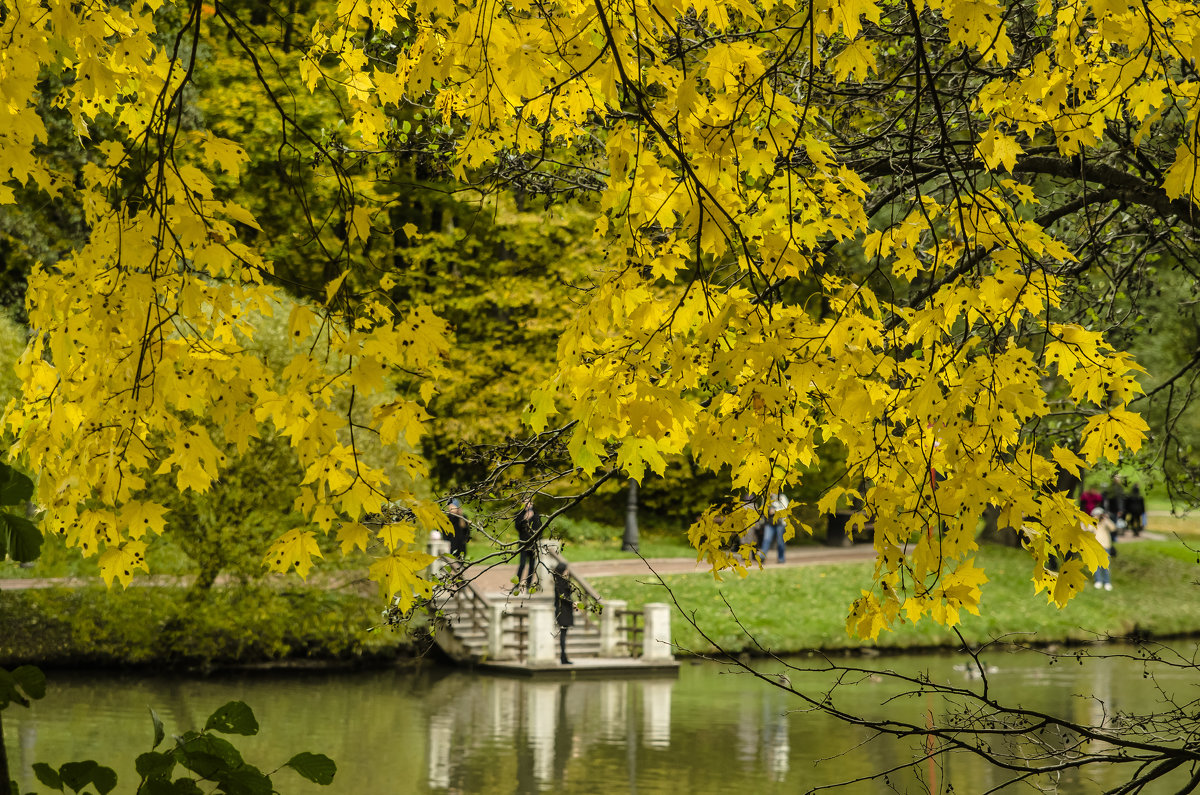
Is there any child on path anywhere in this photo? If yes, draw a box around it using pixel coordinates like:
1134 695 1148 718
1088 506 1117 591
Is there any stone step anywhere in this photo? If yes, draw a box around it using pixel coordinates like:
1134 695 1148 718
465 646 603 654
442 606 598 623
430 579 662 667
454 625 600 639
451 628 600 651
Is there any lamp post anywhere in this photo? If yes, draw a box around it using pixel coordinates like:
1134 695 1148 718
622 479 639 552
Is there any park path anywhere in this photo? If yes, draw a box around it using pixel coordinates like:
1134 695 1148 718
0 529 1172 595
0 544 880 594
464 528 1174 597
459 543 880 597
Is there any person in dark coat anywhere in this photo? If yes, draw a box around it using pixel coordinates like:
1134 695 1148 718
514 497 541 591
446 499 470 558
553 561 575 664
1126 484 1146 536
1104 478 1127 533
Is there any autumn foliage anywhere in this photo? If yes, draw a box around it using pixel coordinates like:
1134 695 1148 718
1 0 1190 634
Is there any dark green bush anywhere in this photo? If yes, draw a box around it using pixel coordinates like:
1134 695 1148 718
0 586 408 669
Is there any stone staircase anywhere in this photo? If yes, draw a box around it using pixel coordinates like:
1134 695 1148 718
424 544 668 669
432 585 605 663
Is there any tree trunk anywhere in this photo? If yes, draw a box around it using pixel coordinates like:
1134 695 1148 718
622 479 639 552
0 709 11 795
979 505 1022 548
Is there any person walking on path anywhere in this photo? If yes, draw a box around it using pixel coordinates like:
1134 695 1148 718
553 561 575 664
446 499 470 559
514 497 542 591
760 492 789 564
1088 506 1116 591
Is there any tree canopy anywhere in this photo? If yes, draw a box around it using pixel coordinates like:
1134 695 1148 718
2 0 1196 631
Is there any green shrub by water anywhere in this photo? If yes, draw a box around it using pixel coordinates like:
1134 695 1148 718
0 585 406 669
596 541 1200 655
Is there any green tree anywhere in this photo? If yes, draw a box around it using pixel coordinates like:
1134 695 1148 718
151 434 306 589
402 199 602 487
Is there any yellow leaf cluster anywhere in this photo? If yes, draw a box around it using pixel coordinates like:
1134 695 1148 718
6 0 1183 633
0 0 456 604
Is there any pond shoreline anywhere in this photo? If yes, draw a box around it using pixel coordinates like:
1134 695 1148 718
4 541 1199 672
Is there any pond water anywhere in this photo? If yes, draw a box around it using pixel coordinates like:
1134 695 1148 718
5 643 1198 793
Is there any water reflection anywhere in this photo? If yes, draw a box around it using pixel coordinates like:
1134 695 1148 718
4 645 1198 794
422 674 677 792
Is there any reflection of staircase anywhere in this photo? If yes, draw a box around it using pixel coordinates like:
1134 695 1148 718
425 546 666 671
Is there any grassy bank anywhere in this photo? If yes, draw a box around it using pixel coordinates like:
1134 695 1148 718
595 541 1200 655
0 584 410 670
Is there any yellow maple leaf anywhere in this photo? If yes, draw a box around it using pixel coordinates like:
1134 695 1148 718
324 270 350 305
220 200 262 231
1162 142 1198 201
1049 557 1090 607
378 521 416 550
311 503 338 531
99 540 149 588
902 596 927 625
941 558 989 616
348 205 372 243
287 304 318 343
846 592 889 640
616 436 667 483
977 128 1024 172
831 38 876 83
264 528 323 579
370 550 434 608
119 501 170 540
524 388 556 433
337 521 371 554
198 133 249 178
1049 445 1088 478
411 500 451 536
1079 407 1150 465
176 464 213 494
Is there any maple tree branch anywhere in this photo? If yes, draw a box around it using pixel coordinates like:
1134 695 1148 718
1012 155 1200 225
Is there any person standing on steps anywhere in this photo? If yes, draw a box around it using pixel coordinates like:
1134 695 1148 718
553 561 575 664
514 497 542 592
446 499 470 559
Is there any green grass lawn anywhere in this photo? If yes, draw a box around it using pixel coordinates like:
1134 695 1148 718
555 535 697 561
454 513 697 564
596 541 1200 655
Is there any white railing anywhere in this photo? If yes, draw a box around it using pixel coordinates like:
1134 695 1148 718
425 537 673 664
